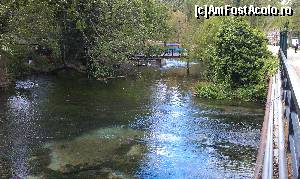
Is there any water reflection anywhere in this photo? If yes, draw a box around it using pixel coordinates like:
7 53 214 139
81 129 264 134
7 94 33 177
162 59 197 70
0 60 262 178
2 79 45 178
132 79 260 178
15 80 38 90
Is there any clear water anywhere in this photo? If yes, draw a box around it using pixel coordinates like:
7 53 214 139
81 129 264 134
0 60 263 178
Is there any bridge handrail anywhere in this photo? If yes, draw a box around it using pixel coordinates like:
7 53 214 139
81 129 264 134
280 49 300 114
280 48 300 178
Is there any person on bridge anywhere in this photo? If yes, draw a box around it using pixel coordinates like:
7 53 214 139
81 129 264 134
295 43 299 53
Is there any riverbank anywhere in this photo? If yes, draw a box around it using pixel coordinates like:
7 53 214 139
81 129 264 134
0 51 138 88
0 51 12 88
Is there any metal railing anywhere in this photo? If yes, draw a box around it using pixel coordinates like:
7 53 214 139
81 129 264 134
280 48 300 179
263 70 287 179
254 48 294 179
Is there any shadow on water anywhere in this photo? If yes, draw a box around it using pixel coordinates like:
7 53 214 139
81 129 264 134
0 59 263 178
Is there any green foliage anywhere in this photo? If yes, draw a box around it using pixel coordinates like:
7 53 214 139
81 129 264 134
195 18 278 102
0 49 30 78
195 81 271 102
67 0 170 79
194 82 229 100
289 0 300 32
1 0 170 79
191 17 225 61
170 0 287 61
145 45 165 57
209 18 272 87
211 18 274 87
7 58 31 77
1 1 61 59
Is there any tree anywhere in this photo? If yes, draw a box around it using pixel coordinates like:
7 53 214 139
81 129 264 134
190 17 225 61
195 18 277 102
1 1 60 57
211 18 274 87
72 0 169 79
0 0 170 79
289 0 300 33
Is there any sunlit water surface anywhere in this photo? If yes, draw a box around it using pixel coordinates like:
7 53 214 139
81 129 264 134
0 60 263 178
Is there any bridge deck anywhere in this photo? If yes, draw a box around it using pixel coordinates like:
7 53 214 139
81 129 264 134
287 48 300 79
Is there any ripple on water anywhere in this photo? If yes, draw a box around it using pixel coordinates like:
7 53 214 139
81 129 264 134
0 63 263 178
15 80 38 90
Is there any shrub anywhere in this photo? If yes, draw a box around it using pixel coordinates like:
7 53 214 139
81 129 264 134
195 18 278 102
211 18 274 86
194 82 271 102
144 45 165 57
194 82 230 100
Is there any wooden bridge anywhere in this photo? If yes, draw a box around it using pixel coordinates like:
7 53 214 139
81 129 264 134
254 42 300 178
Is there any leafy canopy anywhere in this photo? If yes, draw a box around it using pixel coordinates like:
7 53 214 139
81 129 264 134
0 0 170 79
195 18 277 102
210 18 274 87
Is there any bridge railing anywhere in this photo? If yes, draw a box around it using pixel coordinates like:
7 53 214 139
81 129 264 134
280 48 300 178
254 50 288 179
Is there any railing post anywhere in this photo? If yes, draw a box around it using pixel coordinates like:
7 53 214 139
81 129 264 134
280 31 288 57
